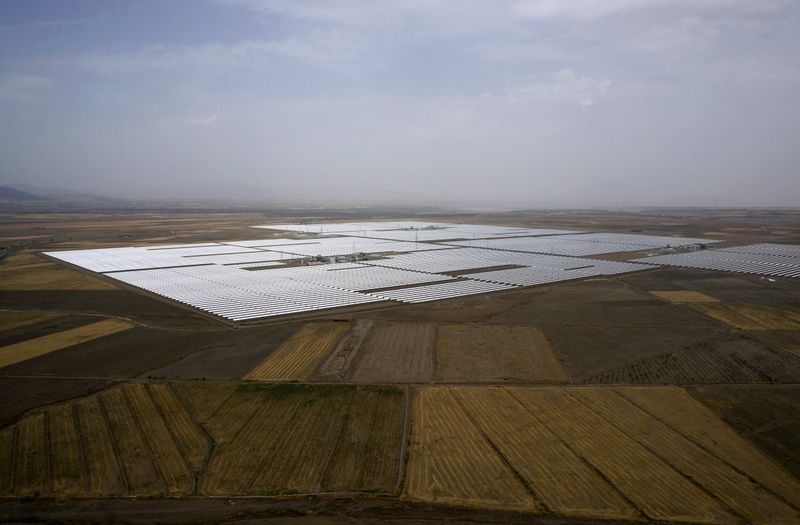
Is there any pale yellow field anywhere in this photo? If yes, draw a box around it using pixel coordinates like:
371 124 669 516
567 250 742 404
0 310 63 331
244 322 349 381
650 290 719 303
405 385 800 524
0 319 134 368
693 303 800 330
0 253 115 291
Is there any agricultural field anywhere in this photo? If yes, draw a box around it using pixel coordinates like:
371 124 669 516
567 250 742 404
2 210 800 524
244 322 349 381
345 322 435 383
405 385 800 524
0 382 405 498
0 319 134 368
434 324 568 383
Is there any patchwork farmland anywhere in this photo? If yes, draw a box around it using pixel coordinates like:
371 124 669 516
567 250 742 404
2 211 800 524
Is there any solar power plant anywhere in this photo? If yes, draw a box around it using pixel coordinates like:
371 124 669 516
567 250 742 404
449 232 719 257
258 237 450 258
44 224 695 322
466 260 649 287
257 263 453 291
368 279 515 303
108 265 386 321
634 244 800 278
256 221 448 233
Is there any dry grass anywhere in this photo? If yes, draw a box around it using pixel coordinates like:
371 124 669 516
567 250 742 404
0 253 115 291
650 290 719 303
0 319 134 369
405 385 800 523
0 310 62 332
435 324 568 383
693 303 800 330
244 322 348 381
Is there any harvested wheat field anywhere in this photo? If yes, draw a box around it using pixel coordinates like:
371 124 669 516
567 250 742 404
0 383 207 498
0 381 405 498
346 322 434 383
650 290 719 303
405 385 800 524
0 319 134 369
693 303 800 330
200 383 405 496
434 324 568 383
244 322 349 381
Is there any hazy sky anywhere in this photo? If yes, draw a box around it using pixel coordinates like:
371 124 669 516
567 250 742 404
1 1 798 206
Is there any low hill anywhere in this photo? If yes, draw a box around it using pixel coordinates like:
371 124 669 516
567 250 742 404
0 186 43 201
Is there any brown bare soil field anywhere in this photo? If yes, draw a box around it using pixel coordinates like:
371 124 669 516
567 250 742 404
434 324 568 383
693 303 800 330
688 385 800 480
584 335 800 384
244 322 349 381
314 319 373 382
347 322 434 383
0 376 117 428
0 319 134 369
405 385 800 523
542 325 722 379
650 290 719 302
758 330 800 358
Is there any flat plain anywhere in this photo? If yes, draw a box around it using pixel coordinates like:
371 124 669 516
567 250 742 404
2 209 800 524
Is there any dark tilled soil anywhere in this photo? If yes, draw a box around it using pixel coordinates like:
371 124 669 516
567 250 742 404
542 325 723 379
584 334 800 384
0 290 218 329
0 497 652 525
0 315 93 347
622 269 800 303
0 376 118 428
688 385 800 479
488 279 720 328
0 323 302 380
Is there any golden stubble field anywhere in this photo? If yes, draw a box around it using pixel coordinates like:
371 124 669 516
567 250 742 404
0 382 406 498
404 386 800 524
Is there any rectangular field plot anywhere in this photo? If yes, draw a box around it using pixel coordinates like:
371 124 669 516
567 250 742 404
200 383 405 496
244 322 349 381
434 325 568 383
347 322 435 383
0 383 208 498
634 244 800 279
691 303 800 330
405 386 800 523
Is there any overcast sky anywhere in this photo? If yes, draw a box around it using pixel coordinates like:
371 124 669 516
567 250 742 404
0 1 798 207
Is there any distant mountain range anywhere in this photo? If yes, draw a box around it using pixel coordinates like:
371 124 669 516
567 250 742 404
0 183 119 203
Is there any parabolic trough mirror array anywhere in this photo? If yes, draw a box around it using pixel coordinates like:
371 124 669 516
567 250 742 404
42 221 799 322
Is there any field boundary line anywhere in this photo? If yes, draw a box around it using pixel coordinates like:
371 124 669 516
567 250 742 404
613 388 800 512
504 388 646 520
42 409 53 496
96 393 131 496
562 389 746 522
393 384 412 496
121 386 167 495
451 388 546 513
69 403 90 495
168 383 216 495
145 385 195 494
